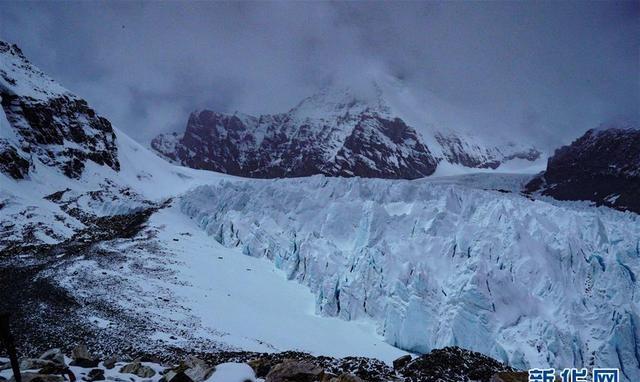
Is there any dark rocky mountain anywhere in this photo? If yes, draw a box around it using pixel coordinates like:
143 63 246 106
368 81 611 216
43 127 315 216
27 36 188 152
0 41 119 180
152 109 439 180
525 121 640 213
152 87 541 179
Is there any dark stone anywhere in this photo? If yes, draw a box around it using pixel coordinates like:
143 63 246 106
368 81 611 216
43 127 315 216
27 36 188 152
392 354 412 370
399 346 512 382
264 360 323 382
119 362 156 378
70 344 99 368
0 140 30 179
102 357 117 370
161 371 192 382
37 364 71 376
9 373 64 382
246 359 273 378
82 369 104 382
69 359 99 368
490 371 529 382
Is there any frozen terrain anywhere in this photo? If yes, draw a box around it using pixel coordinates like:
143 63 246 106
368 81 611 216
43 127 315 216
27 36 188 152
56 202 407 362
180 176 640 380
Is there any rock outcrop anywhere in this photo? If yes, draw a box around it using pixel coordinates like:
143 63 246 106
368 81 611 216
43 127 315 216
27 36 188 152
0 345 540 382
0 40 119 179
526 121 640 213
152 87 539 179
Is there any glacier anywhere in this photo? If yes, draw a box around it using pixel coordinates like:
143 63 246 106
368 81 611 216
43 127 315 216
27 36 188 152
180 175 640 380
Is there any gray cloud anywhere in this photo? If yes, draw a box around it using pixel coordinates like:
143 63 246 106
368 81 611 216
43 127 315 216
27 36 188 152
1 1 637 149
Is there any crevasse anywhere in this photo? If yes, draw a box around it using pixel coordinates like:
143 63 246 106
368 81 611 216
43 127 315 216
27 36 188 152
179 175 640 381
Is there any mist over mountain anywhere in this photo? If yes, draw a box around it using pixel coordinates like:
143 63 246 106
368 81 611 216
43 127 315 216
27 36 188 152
151 81 543 179
0 1 637 148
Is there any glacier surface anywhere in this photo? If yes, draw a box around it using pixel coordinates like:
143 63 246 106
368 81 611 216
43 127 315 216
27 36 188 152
180 175 640 380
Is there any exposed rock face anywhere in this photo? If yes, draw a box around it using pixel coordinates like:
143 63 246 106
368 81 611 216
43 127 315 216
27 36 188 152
8 372 64 382
119 362 156 378
398 347 513 382
0 40 119 179
152 87 539 179
2 347 524 382
153 108 438 180
264 360 323 382
526 122 640 213
39 350 65 367
70 344 99 368
0 140 29 179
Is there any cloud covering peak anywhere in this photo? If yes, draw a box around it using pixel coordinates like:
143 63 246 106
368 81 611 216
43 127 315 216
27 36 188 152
0 1 637 149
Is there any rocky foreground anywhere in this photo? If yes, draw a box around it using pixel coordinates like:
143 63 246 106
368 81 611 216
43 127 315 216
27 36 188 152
0 345 528 382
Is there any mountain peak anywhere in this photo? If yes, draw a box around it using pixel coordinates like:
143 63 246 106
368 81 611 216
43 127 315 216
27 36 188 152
0 40 71 101
288 82 392 121
593 117 639 133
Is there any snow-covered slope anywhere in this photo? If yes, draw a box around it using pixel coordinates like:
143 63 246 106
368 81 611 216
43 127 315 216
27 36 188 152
151 82 542 179
0 39 407 364
180 176 640 380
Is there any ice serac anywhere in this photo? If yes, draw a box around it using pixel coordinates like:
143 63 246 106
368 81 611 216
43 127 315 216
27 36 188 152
526 121 640 214
0 41 119 179
180 176 640 381
152 86 540 179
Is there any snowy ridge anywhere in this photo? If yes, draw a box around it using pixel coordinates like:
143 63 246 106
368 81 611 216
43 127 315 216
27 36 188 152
0 41 71 101
180 176 640 381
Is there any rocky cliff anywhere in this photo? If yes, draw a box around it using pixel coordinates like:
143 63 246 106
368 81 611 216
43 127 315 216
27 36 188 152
526 121 640 213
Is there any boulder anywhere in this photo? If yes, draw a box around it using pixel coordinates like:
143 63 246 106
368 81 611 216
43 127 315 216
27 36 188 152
102 358 117 370
37 363 74 379
392 355 411 370
490 371 528 382
246 358 274 378
83 369 105 382
133 356 163 364
161 370 193 382
19 359 56 371
182 357 214 382
39 350 65 366
119 362 156 378
265 360 323 382
9 373 65 382
70 345 99 368
328 374 365 382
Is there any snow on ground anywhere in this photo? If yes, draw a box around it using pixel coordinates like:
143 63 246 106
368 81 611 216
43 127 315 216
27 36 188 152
208 363 260 382
151 206 407 362
50 200 407 362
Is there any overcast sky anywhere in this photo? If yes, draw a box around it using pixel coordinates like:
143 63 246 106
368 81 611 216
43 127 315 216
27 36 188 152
1 1 638 148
